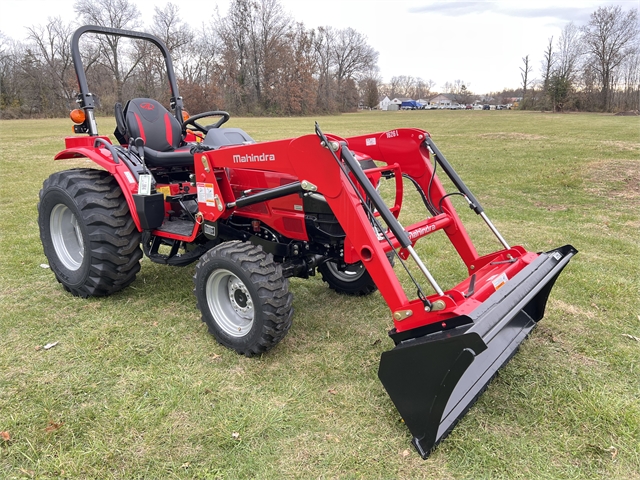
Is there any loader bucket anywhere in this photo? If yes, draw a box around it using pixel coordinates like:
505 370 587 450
378 245 577 458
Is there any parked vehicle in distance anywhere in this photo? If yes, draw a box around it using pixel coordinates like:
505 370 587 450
482 104 490 110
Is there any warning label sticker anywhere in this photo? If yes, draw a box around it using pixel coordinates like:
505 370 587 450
365 137 376 146
197 182 216 207
492 272 508 291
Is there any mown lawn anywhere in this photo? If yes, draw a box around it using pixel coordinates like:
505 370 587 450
1 110 639 479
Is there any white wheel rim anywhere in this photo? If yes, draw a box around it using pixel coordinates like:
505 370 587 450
50 203 84 271
206 268 255 337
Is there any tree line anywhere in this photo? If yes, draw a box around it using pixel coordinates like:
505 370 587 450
0 1 637 119
520 5 639 112
0 0 379 118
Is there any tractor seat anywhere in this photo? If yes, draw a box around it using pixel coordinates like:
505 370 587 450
115 98 194 167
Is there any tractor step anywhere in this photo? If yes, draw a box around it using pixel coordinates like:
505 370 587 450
155 218 196 236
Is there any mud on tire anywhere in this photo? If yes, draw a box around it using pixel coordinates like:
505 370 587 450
38 168 143 297
193 241 293 357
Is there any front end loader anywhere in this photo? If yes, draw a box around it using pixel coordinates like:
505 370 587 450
38 25 576 458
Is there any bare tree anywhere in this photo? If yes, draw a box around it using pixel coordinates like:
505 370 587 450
73 0 143 104
520 55 532 107
179 23 223 112
445 80 472 105
555 23 582 82
275 23 316 115
581 5 639 111
386 75 434 100
389 75 414 98
2 0 384 117
26 18 76 115
545 23 584 112
618 49 640 111
540 37 554 109
215 0 252 112
414 78 435 101
215 0 292 114
151 3 192 54
313 26 336 112
252 0 291 112
0 32 23 114
137 3 194 100
387 76 403 98
332 28 378 111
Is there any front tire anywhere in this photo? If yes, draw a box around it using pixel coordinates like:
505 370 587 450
193 241 293 357
318 252 395 296
38 168 142 297
318 260 377 296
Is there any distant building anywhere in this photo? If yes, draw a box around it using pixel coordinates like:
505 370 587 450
429 94 455 107
378 95 391 111
391 97 412 107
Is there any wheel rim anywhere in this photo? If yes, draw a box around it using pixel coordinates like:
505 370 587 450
325 261 366 282
206 268 255 337
50 204 85 271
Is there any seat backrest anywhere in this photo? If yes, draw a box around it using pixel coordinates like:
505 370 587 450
124 98 182 152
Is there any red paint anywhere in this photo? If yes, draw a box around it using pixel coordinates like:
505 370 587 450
56 128 548 334
133 112 146 143
164 113 173 146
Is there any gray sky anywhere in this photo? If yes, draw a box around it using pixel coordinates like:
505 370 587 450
1 0 637 94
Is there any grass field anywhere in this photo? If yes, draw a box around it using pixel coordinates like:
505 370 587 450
1 110 639 479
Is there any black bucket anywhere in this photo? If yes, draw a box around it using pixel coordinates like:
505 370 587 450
378 245 577 458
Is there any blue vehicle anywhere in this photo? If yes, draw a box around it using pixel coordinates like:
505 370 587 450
400 100 421 110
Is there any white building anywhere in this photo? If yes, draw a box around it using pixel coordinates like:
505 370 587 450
378 95 391 111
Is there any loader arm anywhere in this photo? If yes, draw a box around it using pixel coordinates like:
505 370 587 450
195 127 576 458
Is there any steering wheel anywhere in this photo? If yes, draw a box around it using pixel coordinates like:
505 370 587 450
182 110 230 134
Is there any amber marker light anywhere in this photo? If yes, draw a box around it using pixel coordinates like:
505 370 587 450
182 110 190 121
70 109 86 124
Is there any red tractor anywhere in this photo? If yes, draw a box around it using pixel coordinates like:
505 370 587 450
38 26 576 458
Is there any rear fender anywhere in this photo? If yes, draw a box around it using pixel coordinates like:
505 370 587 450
55 136 144 230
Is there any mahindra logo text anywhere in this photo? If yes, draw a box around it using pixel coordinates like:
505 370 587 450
233 153 276 163
408 224 436 240
140 102 155 110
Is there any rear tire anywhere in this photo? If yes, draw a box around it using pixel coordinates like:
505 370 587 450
193 241 293 357
38 168 142 297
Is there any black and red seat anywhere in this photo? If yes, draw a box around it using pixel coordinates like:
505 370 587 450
115 98 255 167
115 98 193 167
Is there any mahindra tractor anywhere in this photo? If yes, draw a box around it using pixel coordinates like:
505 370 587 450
38 26 577 458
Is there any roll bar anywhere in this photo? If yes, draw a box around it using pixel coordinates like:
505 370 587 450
71 25 184 135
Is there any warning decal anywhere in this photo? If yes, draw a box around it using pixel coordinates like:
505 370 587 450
492 272 508 291
197 182 216 207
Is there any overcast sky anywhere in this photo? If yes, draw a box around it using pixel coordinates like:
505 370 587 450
1 0 637 94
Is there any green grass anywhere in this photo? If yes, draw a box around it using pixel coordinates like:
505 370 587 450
1 110 639 479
